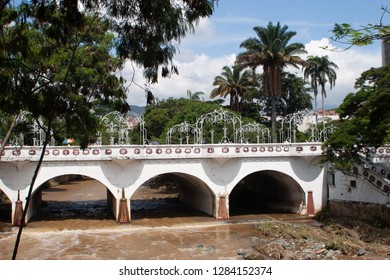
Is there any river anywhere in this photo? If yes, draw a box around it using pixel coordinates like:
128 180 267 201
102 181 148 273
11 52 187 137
0 178 313 260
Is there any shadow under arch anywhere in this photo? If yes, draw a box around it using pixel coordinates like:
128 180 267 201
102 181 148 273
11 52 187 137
0 189 11 223
230 170 305 216
130 172 215 221
29 175 116 223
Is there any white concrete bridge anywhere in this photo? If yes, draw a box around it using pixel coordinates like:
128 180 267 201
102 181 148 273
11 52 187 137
0 142 326 225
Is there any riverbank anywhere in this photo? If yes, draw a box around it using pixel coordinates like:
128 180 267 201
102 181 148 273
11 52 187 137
244 213 390 260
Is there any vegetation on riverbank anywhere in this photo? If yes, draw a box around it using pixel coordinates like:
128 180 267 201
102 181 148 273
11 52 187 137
246 209 390 260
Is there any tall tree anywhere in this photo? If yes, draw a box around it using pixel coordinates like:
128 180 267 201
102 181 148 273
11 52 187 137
324 65 390 172
236 22 307 142
303 55 338 124
210 65 255 112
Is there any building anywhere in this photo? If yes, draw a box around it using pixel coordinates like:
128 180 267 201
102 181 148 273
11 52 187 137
382 36 390 66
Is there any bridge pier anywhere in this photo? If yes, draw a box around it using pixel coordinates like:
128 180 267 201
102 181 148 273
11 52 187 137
13 192 24 226
216 196 229 220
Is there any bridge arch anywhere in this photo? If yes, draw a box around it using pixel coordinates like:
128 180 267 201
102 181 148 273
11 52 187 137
229 170 305 215
130 172 216 218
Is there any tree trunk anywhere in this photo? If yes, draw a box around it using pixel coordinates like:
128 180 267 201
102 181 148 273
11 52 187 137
271 95 277 143
11 121 51 260
0 113 19 157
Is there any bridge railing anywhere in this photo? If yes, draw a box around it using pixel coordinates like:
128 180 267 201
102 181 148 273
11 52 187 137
0 143 324 162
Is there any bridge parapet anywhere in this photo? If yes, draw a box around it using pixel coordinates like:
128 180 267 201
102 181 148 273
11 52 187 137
0 143 323 162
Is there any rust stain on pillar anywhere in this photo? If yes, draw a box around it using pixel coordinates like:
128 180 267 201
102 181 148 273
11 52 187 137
13 192 25 226
218 196 229 220
118 198 130 223
307 191 315 216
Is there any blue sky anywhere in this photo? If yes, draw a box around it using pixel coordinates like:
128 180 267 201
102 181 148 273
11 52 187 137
125 0 388 109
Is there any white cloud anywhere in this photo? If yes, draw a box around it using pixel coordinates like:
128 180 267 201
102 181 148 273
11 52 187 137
122 52 236 106
302 38 381 108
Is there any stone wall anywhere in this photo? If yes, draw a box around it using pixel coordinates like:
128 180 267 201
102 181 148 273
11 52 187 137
329 200 390 225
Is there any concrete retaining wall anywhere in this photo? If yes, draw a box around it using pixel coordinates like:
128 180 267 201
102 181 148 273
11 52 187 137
329 200 390 225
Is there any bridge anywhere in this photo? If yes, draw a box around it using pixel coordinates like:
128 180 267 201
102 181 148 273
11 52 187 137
0 142 325 225
0 109 335 225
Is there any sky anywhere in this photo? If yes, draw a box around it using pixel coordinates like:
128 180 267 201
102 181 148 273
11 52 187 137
123 0 389 109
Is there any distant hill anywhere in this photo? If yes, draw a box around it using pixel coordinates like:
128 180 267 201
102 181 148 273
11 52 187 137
129 105 145 115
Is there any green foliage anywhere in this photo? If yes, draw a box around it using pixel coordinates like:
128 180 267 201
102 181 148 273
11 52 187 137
0 3 130 147
143 98 222 143
97 0 217 82
0 1 217 148
330 6 389 50
210 65 257 112
324 65 390 171
263 72 312 117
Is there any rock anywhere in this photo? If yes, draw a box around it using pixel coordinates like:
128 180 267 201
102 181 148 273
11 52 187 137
357 248 366 256
326 249 337 258
305 253 317 260
206 246 216 252
195 244 204 248
237 249 246 256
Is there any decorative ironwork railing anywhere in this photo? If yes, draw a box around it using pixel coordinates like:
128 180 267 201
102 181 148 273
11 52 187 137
1 108 336 147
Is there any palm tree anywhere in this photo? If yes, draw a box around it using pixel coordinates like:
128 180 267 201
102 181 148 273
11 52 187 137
303 55 338 125
186 90 205 101
236 22 307 142
210 65 255 112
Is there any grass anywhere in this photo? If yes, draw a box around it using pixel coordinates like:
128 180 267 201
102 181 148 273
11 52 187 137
257 221 323 241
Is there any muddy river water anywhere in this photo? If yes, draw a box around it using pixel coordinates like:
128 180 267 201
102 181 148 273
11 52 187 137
0 179 314 260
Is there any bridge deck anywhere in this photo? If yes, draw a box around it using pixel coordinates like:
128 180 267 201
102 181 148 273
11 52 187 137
0 143 323 162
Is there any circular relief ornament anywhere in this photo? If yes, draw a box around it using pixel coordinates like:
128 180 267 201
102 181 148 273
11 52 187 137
156 148 163 154
105 149 112 155
207 148 214 153
165 148 172 154
146 148 153 154
194 148 201 154
73 150 80 156
134 149 140 154
29 150 36 155
276 147 282 152
93 149 100 155
175 148 182 154
251 147 257 152
185 148 192 154
53 150 60 156
63 149 70 155
268 147 274 152
83 150 90 155
259 147 265 152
